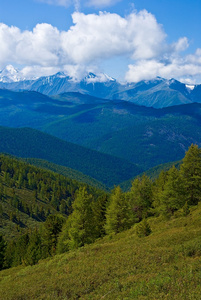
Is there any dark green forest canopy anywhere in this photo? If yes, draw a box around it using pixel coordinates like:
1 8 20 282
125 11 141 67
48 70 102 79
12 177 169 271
0 126 142 188
0 154 106 239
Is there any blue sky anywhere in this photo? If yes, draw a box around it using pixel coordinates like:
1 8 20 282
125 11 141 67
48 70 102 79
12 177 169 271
0 0 201 83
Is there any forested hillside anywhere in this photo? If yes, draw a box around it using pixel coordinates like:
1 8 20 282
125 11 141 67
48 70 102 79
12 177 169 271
0 126 141 187
23 158 106 190
0 144 201 273
0 154 106 268
1 144 201 299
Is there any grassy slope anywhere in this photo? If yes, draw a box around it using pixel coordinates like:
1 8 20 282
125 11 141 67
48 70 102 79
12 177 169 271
1 205 201 299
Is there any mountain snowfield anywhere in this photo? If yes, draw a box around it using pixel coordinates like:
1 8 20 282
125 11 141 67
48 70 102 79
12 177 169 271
0 65 200 108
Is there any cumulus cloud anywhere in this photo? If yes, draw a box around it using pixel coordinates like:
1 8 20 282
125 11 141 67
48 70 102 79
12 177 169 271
0 9 201 82
0 10 166 76
125 54 201 84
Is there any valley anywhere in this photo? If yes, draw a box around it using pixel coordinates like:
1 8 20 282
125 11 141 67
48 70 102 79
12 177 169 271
1 69 201 299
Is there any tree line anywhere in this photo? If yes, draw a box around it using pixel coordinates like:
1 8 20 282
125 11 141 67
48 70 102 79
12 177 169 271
1 144 201 270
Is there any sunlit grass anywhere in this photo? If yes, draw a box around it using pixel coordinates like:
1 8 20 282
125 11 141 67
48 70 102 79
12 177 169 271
1 203 201 299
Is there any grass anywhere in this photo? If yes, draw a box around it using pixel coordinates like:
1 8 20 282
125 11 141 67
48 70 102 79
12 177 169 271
1 204 201 299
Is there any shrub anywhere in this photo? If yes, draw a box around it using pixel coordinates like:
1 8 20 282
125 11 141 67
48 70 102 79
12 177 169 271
136 219 152 238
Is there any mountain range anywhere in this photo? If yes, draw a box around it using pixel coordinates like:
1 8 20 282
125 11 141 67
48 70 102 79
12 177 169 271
0 66 201 186
0 65 201 108
1 88 201 173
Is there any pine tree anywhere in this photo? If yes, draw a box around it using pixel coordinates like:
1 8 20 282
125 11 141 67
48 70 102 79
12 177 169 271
136 219 152 237
128 175 153 221
3 240 16 269
25 230 42 265
67 187 95 249
180 144 201 205
152 170 168 213
12 233 29 266
157 166 184 217
105 186 132 234
43 214 65 255
92 194 108 238
0 235 6 270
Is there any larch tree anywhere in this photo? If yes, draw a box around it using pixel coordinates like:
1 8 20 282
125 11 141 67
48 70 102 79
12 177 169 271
180 144 201 205
66 187 95 249
105 186 132 234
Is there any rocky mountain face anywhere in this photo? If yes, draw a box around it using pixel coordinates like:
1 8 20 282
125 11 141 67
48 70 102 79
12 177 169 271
0 65 200 108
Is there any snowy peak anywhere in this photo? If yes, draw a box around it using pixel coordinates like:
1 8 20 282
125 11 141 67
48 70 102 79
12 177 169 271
0 65 23 83
186 84 195 91
84 72 116 84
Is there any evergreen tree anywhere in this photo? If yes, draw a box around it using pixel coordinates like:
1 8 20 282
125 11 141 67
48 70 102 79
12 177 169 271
3 240 16 269
128 175 153 221
0 235 6 270
105 186 131 234
180 144 201 205
43 214 65 255
152 170 168 213
92 194 108 238
157 166 184 217
183 201 190 216
12 233 29 266
67 187 95 249
25 230 42 265
136 219 152 237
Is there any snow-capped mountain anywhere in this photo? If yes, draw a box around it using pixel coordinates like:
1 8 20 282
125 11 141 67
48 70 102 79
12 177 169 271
0 65 24 83
0 66 121 98
0 65 201 108
111 77 201 108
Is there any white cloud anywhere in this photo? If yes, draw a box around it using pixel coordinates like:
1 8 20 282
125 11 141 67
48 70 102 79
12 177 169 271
60 11 166 65
173 37 189 52
20 65 61 79
125 54 201 84
0 9 201 82
0 10 166 76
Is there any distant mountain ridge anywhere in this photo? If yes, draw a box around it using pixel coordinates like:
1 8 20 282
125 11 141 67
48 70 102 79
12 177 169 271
0 65 200 108
1 88 201 171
